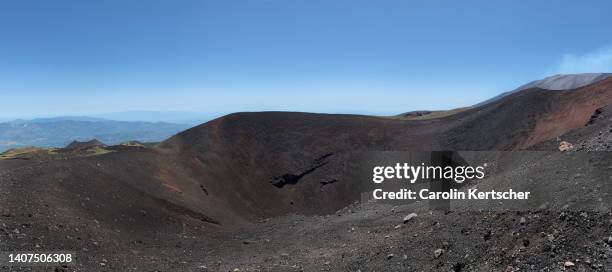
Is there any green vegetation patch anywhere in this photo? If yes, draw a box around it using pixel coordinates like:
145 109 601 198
396 107 469 120
85 146 115 156
0 146 44 159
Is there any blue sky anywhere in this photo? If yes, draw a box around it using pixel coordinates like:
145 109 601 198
2 0 612 120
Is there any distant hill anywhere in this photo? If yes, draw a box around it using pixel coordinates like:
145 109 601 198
474 73 612 107
0 117 190 152
64 139 107 150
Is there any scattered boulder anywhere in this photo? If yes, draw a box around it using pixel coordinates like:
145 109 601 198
453 262 465 272
403 213 418 224
522 239 530 247
441 241 450 249
564 261 575 268
559 141 573 151
433 248 444 258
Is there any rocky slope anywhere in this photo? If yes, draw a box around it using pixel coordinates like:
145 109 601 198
1 76 612 271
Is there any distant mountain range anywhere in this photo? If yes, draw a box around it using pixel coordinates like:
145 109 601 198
92 110 221 125
0 118 190 152
0 111 221 125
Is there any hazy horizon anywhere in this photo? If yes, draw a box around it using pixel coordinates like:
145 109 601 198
3 71 612 123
